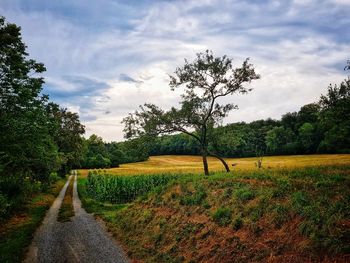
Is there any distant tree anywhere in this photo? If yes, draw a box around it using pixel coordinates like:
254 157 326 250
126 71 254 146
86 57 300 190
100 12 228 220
298 122 315 153
123 50 260 175
265 126 296 155
46 103 85 175
83 134 111 168
281 112 298 132
106 142 125 167
318 78 350 152
296 103 320 128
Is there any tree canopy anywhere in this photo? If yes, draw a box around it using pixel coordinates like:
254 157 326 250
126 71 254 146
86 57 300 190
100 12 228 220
0 16 85 217
123 50 260 175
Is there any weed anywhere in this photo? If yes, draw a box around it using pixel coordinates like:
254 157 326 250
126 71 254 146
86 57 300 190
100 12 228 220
291 191 310 213
234 187 255 201
232 216 243 230
179 184 207 206
270 204 289 227
213 207 232 226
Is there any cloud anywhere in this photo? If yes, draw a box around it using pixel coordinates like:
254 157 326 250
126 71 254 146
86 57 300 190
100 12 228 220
1 0 349 141
118 73 143 83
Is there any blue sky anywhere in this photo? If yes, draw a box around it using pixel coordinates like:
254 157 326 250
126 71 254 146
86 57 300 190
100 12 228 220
1 0 349 141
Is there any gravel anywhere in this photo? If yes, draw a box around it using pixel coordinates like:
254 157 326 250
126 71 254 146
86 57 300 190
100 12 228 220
25 172 129 263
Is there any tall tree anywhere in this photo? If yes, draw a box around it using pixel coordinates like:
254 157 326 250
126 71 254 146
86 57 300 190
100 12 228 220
46 103 85 175
318 78 350 152
123 50 259 175
0 16 59 181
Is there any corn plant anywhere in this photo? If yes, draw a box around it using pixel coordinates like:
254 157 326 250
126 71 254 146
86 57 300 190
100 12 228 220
86 171 179 203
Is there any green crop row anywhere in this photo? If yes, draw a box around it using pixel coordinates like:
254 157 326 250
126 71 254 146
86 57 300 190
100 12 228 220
86 171 180 203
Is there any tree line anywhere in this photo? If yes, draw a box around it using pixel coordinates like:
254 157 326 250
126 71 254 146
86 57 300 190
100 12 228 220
123 51 350 174
81 135 148 169
0 17 85 218
86 53 349 173
149 86 350 158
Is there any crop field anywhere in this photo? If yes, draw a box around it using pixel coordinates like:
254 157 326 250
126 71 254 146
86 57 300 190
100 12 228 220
79 154 350 177
78 159 350 262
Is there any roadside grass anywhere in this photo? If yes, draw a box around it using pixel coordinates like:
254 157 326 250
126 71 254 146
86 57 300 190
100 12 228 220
57 177 74 222
79 154 350 177
0 178 65 263
78 164 350 262
77 177 127 220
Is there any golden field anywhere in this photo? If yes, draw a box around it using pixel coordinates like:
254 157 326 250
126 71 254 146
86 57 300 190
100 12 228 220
79 154 350 176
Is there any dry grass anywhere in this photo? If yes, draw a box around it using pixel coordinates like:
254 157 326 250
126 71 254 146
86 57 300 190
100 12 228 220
79 154 350 177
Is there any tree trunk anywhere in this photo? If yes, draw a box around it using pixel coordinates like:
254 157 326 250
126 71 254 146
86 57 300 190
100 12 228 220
201 148 209 175
209 151 230 172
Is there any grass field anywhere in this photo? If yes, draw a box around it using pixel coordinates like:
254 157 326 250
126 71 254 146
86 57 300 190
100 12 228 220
79 154 350 177
78 154 350 262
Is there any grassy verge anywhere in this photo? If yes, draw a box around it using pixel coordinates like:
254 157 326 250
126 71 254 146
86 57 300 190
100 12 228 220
78 177 127 220
0 178 66 263
57 177 74 222
79 165 350 262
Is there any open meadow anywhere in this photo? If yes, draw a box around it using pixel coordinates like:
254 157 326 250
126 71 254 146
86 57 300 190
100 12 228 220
79 154 350 177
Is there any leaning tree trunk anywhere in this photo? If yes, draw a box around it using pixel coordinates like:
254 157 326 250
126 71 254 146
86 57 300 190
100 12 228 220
201 148 209 175
208 151 230 172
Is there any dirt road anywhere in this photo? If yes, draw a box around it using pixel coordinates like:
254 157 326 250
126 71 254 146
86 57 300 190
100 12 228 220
25 172 129 263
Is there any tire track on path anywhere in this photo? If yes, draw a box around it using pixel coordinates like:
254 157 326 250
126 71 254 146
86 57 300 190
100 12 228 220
25 171 129 263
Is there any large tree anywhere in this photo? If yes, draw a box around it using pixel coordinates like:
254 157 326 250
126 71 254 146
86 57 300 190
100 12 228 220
123 50 259 175
46 103 85 175
0 16 60 182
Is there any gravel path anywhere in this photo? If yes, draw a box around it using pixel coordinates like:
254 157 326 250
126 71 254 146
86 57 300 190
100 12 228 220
25 172 129 263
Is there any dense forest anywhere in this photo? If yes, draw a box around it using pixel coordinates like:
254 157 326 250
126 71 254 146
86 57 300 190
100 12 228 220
83 73 350 168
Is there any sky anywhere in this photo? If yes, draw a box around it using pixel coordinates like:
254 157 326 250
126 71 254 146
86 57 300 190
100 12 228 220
1 0 349 142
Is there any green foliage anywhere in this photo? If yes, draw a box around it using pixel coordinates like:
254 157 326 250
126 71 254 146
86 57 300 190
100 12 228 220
234 187 255 201
0 16 85 219
318 78 350 153
82 135 149 169
212 207 232 226
123 50 260 174
179 183 207 206
86 172 180 203
146 71 349 158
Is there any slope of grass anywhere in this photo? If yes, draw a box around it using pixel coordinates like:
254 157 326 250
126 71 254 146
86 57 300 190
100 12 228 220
78 164 350 262
0 178 65 263
79 154 350 177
